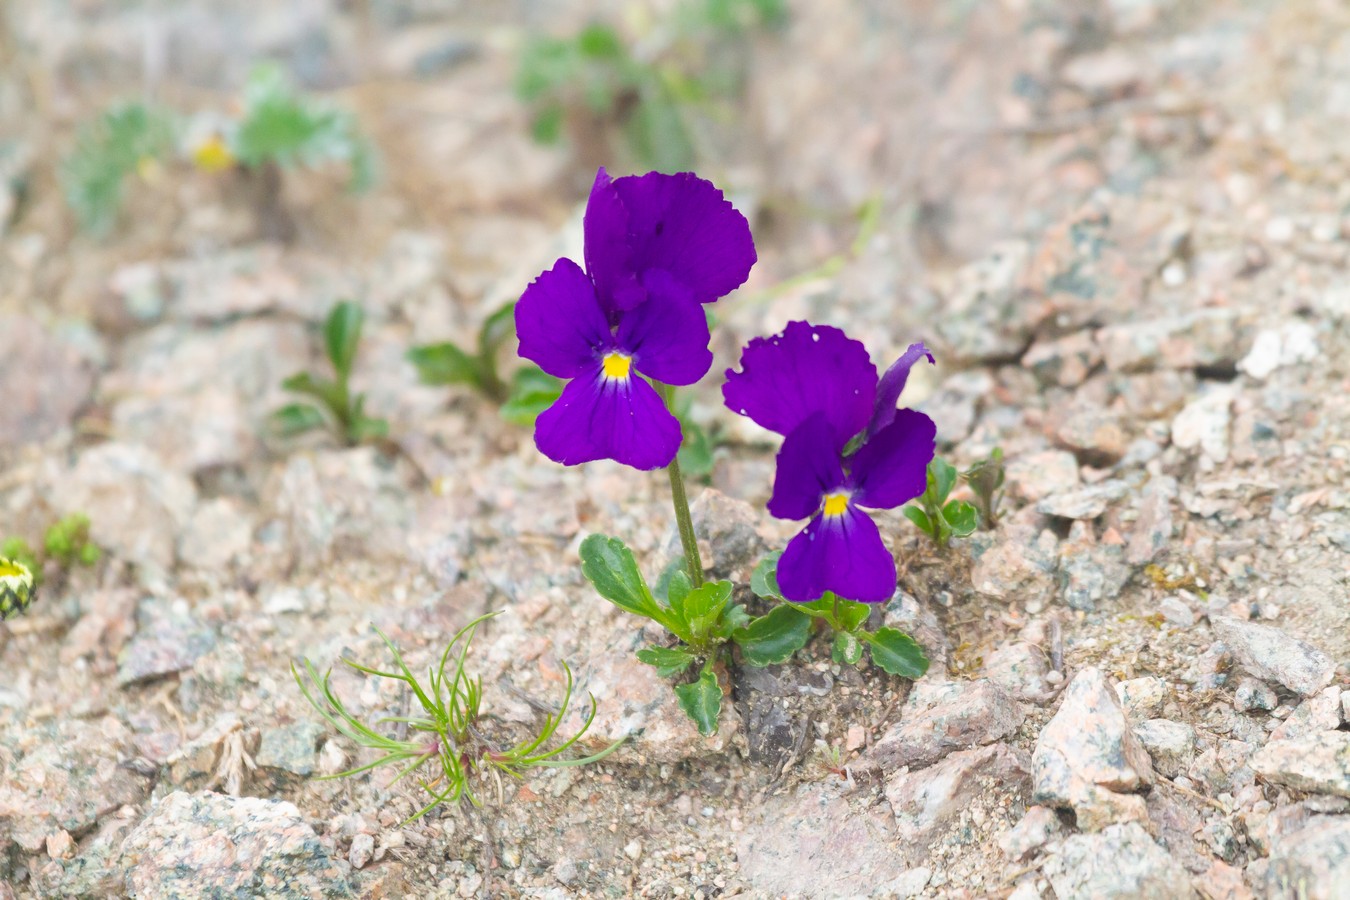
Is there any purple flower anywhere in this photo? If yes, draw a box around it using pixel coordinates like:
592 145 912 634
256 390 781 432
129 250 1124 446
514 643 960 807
723 322 936 602
517 168 756 470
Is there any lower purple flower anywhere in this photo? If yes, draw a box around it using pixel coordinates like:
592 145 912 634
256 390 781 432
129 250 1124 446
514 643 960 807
724 322 937 602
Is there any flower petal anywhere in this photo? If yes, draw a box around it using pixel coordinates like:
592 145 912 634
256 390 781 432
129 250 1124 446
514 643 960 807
611 171 756 305
850 409 937 510
867 342 935 437
768 414 846 521
777 507 896 603
615 271 712 386
515 258 612 378
583 167 645 315
722 321 877 442
534 368 681 470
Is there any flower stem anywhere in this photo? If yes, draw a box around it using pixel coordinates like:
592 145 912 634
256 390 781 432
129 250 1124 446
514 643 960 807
656 383 704 589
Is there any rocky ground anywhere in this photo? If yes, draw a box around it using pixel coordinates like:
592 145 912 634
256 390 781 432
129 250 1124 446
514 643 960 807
2 0 1350 898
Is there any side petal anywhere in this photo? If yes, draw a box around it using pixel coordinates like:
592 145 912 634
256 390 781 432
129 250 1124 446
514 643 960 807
777 507 897 603
615 271 712 386
867 342 935 437
850 409 937 510
583 167 645 314
534 369 681 471
515 258 611 378
722 321 877 441
612 171 756 305
768 414 846 521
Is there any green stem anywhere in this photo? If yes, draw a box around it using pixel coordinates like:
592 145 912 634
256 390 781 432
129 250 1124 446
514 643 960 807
656 382 704 589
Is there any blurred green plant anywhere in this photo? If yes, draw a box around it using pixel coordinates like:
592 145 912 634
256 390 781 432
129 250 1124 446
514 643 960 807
61 102 176 234
271 300 389 446
516 0 786 171
903 458 979 549
2 513 103 591
293 612 623 821
963 447 1005 529
408 303 516 404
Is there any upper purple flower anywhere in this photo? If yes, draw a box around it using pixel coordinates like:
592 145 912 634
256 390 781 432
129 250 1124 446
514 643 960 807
516 168 756 470
723 322 937 602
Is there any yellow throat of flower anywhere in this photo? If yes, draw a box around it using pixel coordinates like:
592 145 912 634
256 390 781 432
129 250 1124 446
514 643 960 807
602 352 632 380
823 492 850 517
0 558 27 579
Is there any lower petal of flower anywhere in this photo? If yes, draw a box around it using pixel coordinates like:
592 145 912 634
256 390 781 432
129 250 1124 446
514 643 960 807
777 507 897 604
534 368 681 471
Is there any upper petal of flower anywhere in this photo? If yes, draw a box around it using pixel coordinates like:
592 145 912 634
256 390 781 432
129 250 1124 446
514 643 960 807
515 258 612 379
533 367 681 470
768 414 846 521
849 409 937 510
722 321 878 442
614 271 712 387
584 167 645 315
611 171 756 305
867 342 935 437
776 507 897 603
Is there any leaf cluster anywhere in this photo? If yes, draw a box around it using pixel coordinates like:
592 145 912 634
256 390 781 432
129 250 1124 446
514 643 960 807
1 513 103 589
61 103 176 234
293 612 622 822
271 301 388 446
963 447 1005 529
902 458 979 548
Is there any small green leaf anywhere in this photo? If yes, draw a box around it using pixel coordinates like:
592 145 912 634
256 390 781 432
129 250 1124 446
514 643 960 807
678 420 715 478
797 594 871 631
750 552 785 601
733 605 812 667
270 403 327 437
325 301 365 379
834 597 872 632
501 366 564 426
407 342 482 387
636 646 695 678
929 458 958 505
901 505 934 537
862 628 929 678
720 603 752 636
281 372 346 416
681 580 733 641
579 534 665 625
942 500 978 537
666 570 693 623
477 302 516 359
831 630 864 666
349 414 389 444
674 667 722 736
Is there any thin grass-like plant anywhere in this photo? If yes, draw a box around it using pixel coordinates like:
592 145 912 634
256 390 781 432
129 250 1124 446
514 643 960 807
293 612 624 822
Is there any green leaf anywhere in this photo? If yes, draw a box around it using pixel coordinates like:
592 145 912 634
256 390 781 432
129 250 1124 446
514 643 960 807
270 403 327 437
325 301 365 379
636 646 695 679
407 342 482 388
578 534 665 625
282 372 346 415
834 597 872 632
61 102 176 235
862 628 929 678
349 414 389 444
681 580 733 641
942 500 978 537
733 605 812 667
750 552 784 601
477 302 516 359
678 420 715 478
832 630 864 666
673 667 722 736
501 367 564 426
797 594 871 631
929 458 958 505
901 505 934 537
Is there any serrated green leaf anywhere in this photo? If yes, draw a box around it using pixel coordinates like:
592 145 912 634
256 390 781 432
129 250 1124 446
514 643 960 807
834 597 873 632
636 646 695 678
901 505 934 537
862 628 929 678
750 552 784 601
721 603 751 635
942 500 978 537
832 630 864 665
407 342 482 387
674 667 721 736
929 458 958 504
579 534 665 625
500 366 564 426
270 403 327 437
681 580 733 641
733 605 811 667
325 301 364 379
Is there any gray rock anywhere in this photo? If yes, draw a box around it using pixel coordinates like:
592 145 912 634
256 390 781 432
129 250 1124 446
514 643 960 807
868 678 1025 772
985 642 1053 702
1057 540 1131 612
679 488 768 581
1033 668 1154 829
918 370 992 446
1006 450 1081 503
1270 687 1343 742
1264 817 1350 900
348 833 375 870
120 792 352 898
998 805 1062 860
934 240 1038 363
1171 386 1235 464
969 526 1059 607
1234 677 1278 713
0 315 96 448
1096 308 1244 373
885 743 1031 859
1044 823 1196 899
1038 479 1130 520
1115 676 1167 721
1132 719 1195 778
255 722 325 777
1023 331 1102 387
117 608 218 687
1126 475 1177 566
1157 596 1195 628
1054 406 1130 466
178 497 254 570
1251 732 1350 798
1211 616 1335 697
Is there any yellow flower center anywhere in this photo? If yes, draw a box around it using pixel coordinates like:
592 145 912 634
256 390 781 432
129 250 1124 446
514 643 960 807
602 352 632 380
193 135 236 173
0 559 26 579
822 492 850 517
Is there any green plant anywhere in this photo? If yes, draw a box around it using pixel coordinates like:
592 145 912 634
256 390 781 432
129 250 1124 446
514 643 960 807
271 301 388 446
293 612 622 821
407 303 517 404
902 458 979 548
963 447 1005 529
61 102 176 234
2 514 103 590
499 366 564 426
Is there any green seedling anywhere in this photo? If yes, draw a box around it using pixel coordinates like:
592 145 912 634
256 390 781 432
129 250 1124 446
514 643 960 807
61 102 176 234
963 447 1005 529
2 513 103 592
747 553 929 677
294 612 622 822
271 300 388 446
500 366 564 426
408 302 517 405
902 458 979 549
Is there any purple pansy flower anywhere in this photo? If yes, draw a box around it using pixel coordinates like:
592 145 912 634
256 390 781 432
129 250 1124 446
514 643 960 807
723 322 937 603
516 168 756 470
